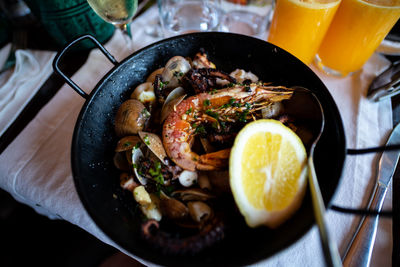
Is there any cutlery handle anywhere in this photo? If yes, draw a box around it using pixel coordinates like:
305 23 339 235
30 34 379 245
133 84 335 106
308 157 342 267
342 184 387 267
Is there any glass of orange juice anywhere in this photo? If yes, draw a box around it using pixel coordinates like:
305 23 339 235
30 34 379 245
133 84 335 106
316 0 400 77
267 0 341 65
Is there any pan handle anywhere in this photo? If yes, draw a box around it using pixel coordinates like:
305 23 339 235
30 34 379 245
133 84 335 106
52 34 118 99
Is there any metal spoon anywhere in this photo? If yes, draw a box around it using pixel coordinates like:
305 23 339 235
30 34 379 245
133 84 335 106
286 86 342 267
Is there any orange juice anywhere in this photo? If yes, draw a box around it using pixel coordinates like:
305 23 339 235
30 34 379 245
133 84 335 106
317 0 400 76
268 0 341 64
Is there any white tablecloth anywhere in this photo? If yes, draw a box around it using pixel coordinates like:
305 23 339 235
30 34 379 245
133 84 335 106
0 6 394 266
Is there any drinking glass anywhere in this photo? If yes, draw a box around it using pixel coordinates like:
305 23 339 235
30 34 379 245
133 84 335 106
316 0 400 77
267 0 341 65
157 0 220 38
219 0 274 38
86 0 138 36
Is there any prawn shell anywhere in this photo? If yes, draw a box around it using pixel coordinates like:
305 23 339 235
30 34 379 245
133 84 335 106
162 90 235 171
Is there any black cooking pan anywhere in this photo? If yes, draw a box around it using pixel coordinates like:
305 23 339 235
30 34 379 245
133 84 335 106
53 32 346 266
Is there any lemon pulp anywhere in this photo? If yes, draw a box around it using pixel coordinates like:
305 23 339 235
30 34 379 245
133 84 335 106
230 119 307 228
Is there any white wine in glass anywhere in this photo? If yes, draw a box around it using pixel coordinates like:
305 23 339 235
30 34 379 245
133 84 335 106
87 0 138 35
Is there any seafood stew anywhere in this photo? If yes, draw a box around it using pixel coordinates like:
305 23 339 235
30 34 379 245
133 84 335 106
115 50 300 254
70 32 346 266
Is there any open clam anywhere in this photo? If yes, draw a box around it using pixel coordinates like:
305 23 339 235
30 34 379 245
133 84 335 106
160 87 186 122
131 146 148 185
115 136 141 152
138 131 168 164
159 191 189 220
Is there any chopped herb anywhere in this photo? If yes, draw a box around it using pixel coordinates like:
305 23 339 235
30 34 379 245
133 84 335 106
143 135 150 145
141 108 151 118
245 86 251 92
209 89 217 95
220 103 231 109
134 142 141 149
149 161 164 187
132 163 137 169
203 99 211 106
211 122 219 129
194 124 206 135
227 82 235 87
205 109 219 119
173 71 184 77
185 107 193 114
220 121 227 129
123 142 131 147
245 102 252 109
163 185 175 195
229 98 236 105
159 80 169 89
239 110 249 122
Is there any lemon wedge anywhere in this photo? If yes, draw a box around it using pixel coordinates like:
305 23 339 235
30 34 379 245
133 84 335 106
229 119 308 228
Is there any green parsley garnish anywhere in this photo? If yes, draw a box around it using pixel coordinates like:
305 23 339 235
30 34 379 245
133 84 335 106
143 135 150 145
185 107 193 115
203 99 211 106
205 109 219 119
134 142 141 149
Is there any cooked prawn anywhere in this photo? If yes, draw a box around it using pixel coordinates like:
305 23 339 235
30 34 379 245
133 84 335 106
162 84 294 171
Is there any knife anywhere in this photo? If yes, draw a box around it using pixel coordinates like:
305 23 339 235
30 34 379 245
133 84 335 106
342 122 400 267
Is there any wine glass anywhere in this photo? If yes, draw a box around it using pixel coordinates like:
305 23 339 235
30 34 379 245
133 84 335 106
86 0 138 45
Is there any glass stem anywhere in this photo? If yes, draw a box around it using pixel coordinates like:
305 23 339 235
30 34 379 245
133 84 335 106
117 23 131 38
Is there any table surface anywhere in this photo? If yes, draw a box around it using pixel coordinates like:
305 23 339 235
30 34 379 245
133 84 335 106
0 3 399 266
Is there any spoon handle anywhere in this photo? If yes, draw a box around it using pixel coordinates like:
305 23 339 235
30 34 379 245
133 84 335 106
309 156 343 267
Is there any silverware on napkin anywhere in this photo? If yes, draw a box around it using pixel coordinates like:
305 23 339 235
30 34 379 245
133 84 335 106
367 60 400 102
342 123 400 267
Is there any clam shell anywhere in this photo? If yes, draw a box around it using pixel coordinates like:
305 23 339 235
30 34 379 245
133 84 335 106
146 67 164 83
159 192 189 220
114 99 149 137
115 136 141 152
138 131 167 164
161 56 191 89
171 188 215 202
113 152 130 171
130 82 156 106
131 147 148 185
160 87 186 122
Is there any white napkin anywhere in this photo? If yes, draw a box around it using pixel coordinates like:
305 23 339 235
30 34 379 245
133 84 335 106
0 6 394 266
0 46 55 136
